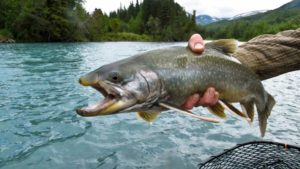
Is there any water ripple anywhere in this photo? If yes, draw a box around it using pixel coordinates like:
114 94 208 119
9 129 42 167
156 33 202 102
0 43 299 169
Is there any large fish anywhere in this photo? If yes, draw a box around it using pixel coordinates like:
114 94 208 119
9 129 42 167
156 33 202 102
76 39 275 137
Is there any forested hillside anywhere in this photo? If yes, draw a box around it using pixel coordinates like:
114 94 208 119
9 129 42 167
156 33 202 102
1 0 299 42
0 0 88 42
0 0 197 42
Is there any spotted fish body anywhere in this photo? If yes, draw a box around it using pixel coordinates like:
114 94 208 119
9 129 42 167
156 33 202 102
77 40 275 137
136 47 261 105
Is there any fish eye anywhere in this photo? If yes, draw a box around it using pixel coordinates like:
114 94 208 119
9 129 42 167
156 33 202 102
112 76 118 80
109 71 122 82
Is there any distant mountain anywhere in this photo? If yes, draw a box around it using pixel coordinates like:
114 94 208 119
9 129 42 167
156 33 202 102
231 10 268 20
196 10 268 25
201 0 300 41
196 15 226 25
278 0 300 9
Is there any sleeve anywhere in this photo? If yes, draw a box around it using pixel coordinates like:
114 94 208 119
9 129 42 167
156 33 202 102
233 28 300 80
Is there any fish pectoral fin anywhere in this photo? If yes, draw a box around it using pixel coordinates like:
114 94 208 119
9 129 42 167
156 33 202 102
205 39 238 54
158 102 220 123
221 100 250 121
137 112 160 123
207 101 226 119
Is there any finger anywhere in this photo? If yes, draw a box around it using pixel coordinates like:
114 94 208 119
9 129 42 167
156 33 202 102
196 88 219 107
188 34 204 53
181 93 200 109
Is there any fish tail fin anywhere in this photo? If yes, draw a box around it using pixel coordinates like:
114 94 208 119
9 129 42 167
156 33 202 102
266 93 276 117
257 93 276 137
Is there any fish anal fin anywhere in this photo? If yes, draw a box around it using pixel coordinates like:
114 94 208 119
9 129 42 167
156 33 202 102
137 112 160 123
240 101 255 123
207 101 226 119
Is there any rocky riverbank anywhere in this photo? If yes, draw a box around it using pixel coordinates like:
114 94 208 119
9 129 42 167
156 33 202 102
0 33 15 43
0 37 16 43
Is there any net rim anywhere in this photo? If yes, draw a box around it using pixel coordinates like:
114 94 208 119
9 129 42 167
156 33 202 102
199 140 300 168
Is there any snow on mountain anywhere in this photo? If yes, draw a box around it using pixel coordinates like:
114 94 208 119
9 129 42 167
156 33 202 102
196 10 269 25
231 10 269 20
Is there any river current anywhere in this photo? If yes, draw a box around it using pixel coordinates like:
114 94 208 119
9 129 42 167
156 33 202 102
0 42 299 169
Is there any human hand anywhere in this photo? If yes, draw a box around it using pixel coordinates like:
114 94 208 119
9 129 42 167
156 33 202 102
183 34 219 109
181 87 219 109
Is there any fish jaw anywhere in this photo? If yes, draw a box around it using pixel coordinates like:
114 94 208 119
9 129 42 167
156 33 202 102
76 78 138 116
76 97 137 116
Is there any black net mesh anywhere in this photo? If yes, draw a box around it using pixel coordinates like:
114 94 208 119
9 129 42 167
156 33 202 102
199 141 300 169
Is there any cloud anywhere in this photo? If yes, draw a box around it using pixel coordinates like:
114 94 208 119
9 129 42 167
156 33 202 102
175 0 292 17
84 0 133 14
83 0 292 17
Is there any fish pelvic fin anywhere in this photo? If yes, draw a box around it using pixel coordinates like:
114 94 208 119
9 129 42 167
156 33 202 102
205 39 238 54
137 112 161 123
257 93 276 137
207 101 226 119
159 102 220 123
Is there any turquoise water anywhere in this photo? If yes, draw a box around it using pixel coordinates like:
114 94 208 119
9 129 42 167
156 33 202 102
0 42 299 169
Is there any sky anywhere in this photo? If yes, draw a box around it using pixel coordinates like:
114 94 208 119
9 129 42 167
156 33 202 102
83 0 292 18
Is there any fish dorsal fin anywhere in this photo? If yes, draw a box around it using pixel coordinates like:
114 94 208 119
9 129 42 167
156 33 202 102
137 112 161 123
207 101 227 119
220 100 251 122
205 39 238 54
159 102 220 123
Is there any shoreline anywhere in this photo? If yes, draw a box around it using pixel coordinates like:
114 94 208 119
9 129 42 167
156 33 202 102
0 36 16 43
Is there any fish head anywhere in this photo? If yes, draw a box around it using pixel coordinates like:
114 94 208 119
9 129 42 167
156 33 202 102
76 60 162 116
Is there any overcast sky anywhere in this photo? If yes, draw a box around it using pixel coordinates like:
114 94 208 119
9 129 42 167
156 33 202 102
84 0 292 18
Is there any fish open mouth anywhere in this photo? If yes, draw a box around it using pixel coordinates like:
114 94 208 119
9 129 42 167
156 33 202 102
76 82 120 116
76 80 137 117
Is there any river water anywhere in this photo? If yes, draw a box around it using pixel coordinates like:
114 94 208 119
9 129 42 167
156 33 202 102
0 42 299 169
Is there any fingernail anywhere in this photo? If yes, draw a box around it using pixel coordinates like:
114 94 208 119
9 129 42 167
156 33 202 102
207 88 213 94
192 93 200 100
194 43 203 49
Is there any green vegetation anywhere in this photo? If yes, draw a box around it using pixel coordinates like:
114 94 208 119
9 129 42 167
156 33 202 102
0 0 299 42
0 29 13 42
99 33 152 41
0 0 90 42
201 4 300 41
0 0 197 42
